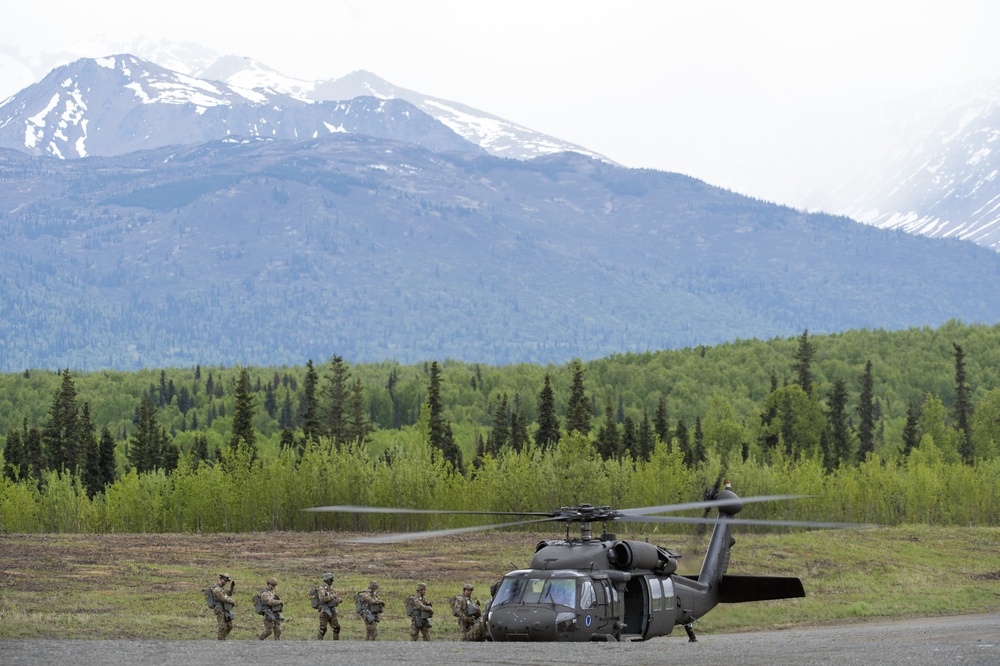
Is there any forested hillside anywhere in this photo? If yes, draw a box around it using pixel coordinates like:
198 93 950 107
3 321 1000 533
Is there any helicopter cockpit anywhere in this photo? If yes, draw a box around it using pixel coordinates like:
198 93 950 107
487 569 623 641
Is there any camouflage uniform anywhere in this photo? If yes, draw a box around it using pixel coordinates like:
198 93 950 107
455 584 486 641
316 574 342 640
358 581 384 641
409 584 434 641
257 578 284 640
212 575 237 640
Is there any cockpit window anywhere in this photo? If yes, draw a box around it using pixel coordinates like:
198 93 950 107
540 578 576 606
494 576 579 607
580 580 597 609
493 577 526 606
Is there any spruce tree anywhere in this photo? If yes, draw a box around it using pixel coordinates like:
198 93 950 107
856 360 876 462
229 366 256 453
565 360 591 436
3 428 24 481
825 376 851 469
42 369 80 472
596 396 621 460
487 394 510 455
322 355 351 446
97 427 117 490
509 395 529 453
792 329 816 396
129 393 165 473
675 419 690 466
693 417 706 464
901 401 921 456
79 403 101 495
347 377 372 446
301 360 322 441
622 416 638 459
426 361 462 470
534 374 561 450
637 410 654 461
653 397 670 448
22 422 44 484
952 343 974 462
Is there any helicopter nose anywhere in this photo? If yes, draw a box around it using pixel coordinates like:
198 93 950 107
488 606 559 641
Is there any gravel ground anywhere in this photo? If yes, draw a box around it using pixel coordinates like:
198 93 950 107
4 613 999 665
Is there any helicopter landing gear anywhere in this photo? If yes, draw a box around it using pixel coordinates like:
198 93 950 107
683 623 698 642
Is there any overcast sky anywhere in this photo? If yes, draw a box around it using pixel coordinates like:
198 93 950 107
2 0 998 206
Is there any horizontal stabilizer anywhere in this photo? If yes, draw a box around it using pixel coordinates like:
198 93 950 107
718 575 805 603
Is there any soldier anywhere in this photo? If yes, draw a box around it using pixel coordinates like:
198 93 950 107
408 582 434 641
316 572 342 640
211 573 237 640
357 580 384 640
257 577 284 640
454 583 486 641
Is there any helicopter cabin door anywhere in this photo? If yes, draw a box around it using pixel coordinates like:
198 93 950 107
624 575 678 639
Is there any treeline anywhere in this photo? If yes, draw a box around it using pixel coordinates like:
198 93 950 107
3 321 1000 533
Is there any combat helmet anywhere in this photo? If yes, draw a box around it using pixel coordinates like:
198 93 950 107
323 572 335 582
266 577 278 586
219 573 232 581
368 580 379 589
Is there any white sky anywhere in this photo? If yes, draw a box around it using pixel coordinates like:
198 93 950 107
2 0 998 206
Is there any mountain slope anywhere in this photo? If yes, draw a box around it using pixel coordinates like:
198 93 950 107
0 55 479 158
2 136 999 371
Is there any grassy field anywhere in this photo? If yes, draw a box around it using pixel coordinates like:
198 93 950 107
1 525 998 640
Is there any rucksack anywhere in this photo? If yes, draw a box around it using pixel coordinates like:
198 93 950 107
252 591 268 615
404 594 416 617
448 595 462 617
203 586 219 610
354 591 365 614
309 587 321 609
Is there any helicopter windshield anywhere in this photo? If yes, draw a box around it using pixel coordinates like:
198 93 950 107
494 574 578 608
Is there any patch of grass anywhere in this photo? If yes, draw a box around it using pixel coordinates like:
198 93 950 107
1 526 998 640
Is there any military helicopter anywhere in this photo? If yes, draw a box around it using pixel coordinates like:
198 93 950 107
305 480 856 642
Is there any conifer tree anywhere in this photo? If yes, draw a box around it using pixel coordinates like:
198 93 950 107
301 360 322 441
825 376 852 469
264 382 278 419
129 393 167 473
322 355 351 446
534 374 561 450
675 418 690 466
901 401 920 456
22 421 44 484
347 377 373 445
637 410 655 461
792 329 816 396
693 417 706 464
596 396 621 459
622 416 638 459
193 433 210 463
487 394 510 455
565 360 591 436
229 366 256 454
952 343 974 462
279 389 294 430
653 397 670 448
97 426 117 491
856 360 876 461
42 369 81 472
426 361 459 467
3 428 24 481
758 369 780 452
510 395 529 453
79 403 101 495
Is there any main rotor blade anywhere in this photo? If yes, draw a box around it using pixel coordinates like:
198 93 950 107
303 505 552 517
337 516 565 544
621 494 811 517
620 515 867 529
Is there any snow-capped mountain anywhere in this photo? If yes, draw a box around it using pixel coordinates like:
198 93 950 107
795 81 1000 252
190 57 610 163
0 55 479 158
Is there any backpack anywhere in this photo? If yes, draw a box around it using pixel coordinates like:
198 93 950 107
252 591 268 615
203 587 219 610
404 594 416 617
309 587 321 609
354 591 365 614
448 595 462 617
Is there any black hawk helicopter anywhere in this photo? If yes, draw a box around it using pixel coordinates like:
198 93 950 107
305 480 855 642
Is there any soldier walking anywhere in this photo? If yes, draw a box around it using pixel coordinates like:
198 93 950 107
455 583 486 641
357 580 385 640
316 572 343 640
408 582 434 641
211 573 237 640
257 577 284 640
